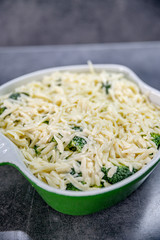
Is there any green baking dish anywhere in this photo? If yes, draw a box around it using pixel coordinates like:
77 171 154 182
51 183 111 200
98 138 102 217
0 64 160 215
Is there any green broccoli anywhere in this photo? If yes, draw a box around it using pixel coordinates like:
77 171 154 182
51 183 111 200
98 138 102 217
43 120 49 124
70 168 82 177
66 183 80 191
102 82 111 94
9 92 29 100
101 166 137 184
81 181 86 185
77 172 82 177
65 136 87 152
70 168 76 175
50 136 57 143
9 93 21 100
150 132 160 149
99 181 105 188
72 126 83 132
33 145 41 156
0 106 7 115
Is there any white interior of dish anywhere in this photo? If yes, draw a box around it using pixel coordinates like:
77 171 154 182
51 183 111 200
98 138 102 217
1 64 160 197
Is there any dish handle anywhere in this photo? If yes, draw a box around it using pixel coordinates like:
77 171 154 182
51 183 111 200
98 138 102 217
140 83 160 106
0 133 19 166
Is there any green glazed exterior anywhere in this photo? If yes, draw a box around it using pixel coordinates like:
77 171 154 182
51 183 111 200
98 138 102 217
1 160 159 215
35 171 151 215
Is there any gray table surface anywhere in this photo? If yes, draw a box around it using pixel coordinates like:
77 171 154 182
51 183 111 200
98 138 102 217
0 42 160 240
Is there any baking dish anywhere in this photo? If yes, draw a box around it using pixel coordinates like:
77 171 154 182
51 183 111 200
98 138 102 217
0 64 160 215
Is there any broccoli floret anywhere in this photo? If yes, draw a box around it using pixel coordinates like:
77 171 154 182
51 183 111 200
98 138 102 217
77 172 82 177
50 136 57 143
0 106 7 115
72 126 83 132
33 145 41 156
101 166 137 184
81 181 86 185
9 92 29 100
66 183 80 191
70 168 76 175
150 132 160 149
9 93 21 100
43 120 49 124
65 136 87 152
70 168 82 177
102 82 111 94
99 181 105 188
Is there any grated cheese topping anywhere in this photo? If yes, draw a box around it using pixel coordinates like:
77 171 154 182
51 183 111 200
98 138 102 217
0 68 160 191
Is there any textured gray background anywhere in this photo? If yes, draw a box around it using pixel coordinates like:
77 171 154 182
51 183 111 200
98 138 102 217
0 0 160 46
0 42 160 240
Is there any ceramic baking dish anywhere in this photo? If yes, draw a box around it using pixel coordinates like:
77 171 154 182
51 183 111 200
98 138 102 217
0 64 160 215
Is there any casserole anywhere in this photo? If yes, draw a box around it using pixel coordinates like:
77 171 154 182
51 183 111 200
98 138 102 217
0 64 160 215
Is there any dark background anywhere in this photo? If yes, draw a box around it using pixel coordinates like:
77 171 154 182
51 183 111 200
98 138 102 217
0 0 160 46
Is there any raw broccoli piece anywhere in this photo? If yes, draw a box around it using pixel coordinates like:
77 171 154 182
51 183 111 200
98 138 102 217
81 181 86 185
150 132 160 149
33 145 41 156
9 93 21 100
65 136 87 152
70 168 76 175
43 120 49 124
9 92 29 100
0 106 7 115
99 181 105 188
50 136 57 143
66 183 80 191
101 166 137 184
77 172 82 177
70 168 82 177
72 126 83 132
102 82 111 94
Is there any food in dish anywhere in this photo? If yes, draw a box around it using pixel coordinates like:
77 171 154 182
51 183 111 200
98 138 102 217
0 67 160 191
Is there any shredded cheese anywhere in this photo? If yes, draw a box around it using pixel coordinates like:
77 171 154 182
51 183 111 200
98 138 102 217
0 67 160 191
